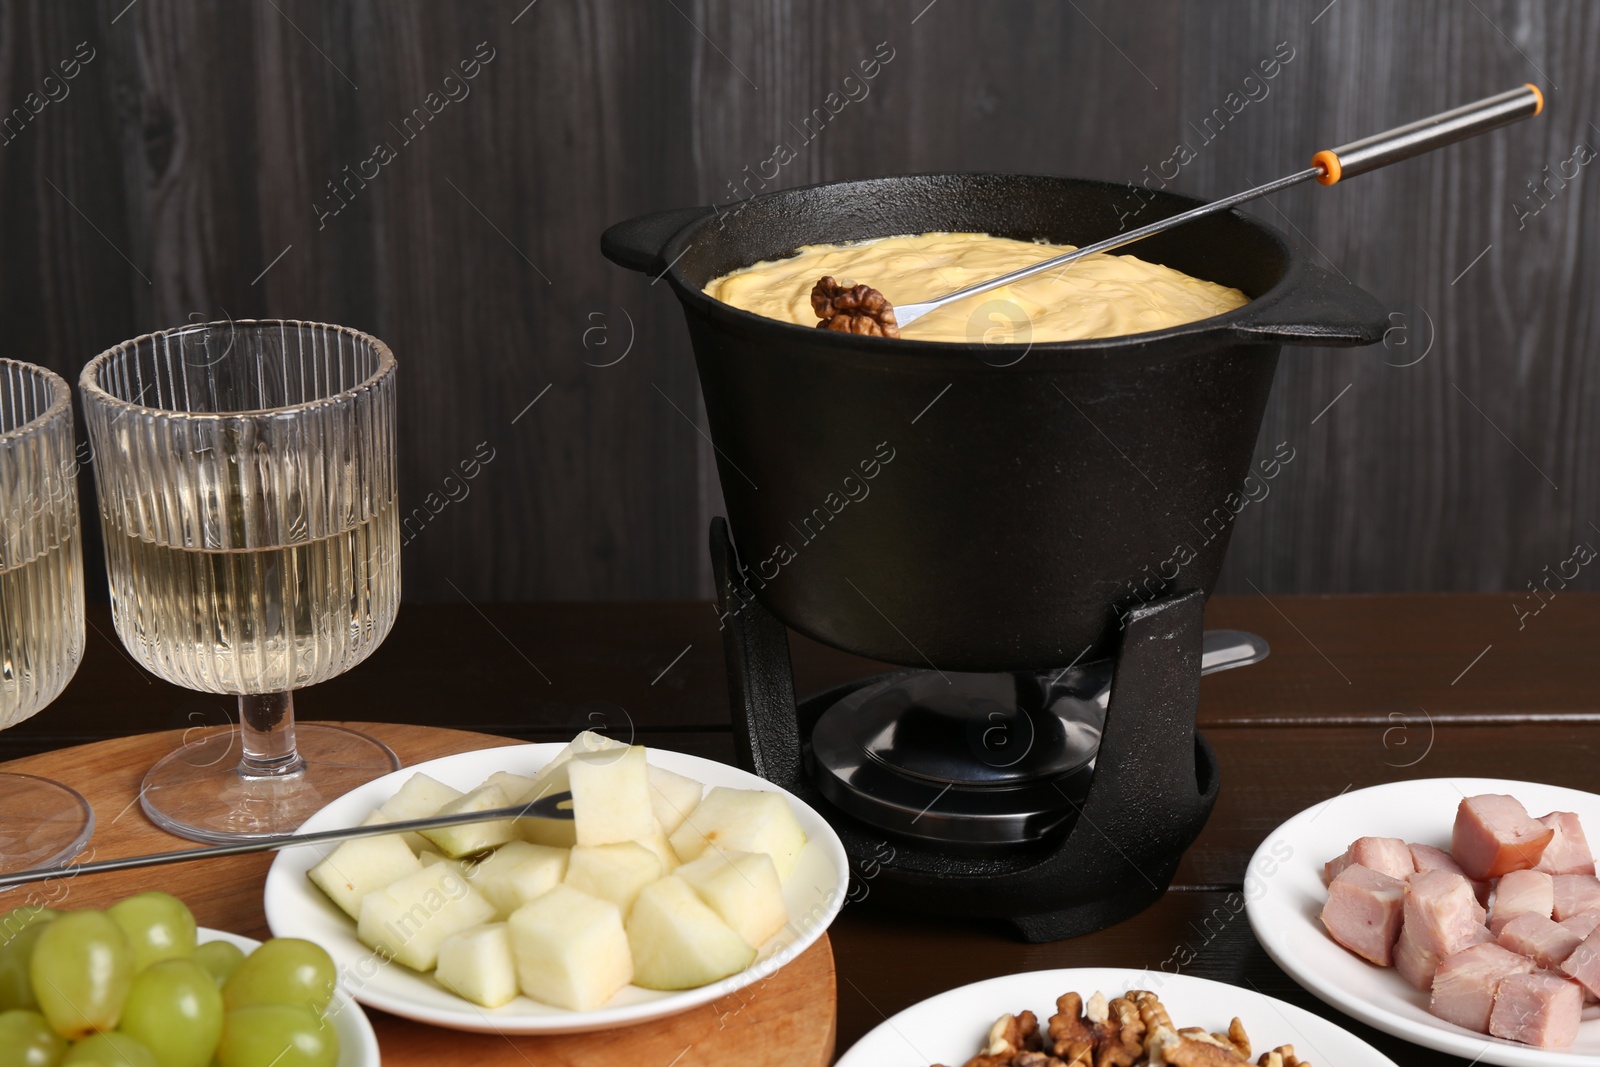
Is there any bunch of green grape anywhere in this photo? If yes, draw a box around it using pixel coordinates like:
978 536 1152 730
0 893 341 1067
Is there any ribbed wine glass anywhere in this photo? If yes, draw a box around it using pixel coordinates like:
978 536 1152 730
80 320 402 842
0 358 94 873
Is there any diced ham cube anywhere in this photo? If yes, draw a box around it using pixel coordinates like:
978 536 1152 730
1487 971 1584 1048
1325 836 1416 883
1562 933 1600 998
1551 874 1600 921
1560 910 1600 941
1394 871 1495 990
1409 843 1466 878
1320 864 1407 966
1398 923 1491 991
1429 942 1538 1033
1497 913 1584 969
1452 795 1554 879
1534 812 1596 875
1489 870 1554 934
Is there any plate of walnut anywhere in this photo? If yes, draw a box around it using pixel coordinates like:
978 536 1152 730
834 967 1396 1067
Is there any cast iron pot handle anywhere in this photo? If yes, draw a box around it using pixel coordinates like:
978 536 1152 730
601 205 717 276
1228 260 1390 347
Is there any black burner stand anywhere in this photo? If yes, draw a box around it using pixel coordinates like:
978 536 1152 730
710 518 1221 942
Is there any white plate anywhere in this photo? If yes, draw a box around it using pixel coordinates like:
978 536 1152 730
200 927 380 1067
836 967 1397 1065
263 743 849 1034
1246 777 1600 1066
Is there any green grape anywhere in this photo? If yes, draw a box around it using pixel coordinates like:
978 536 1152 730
0 908 59 949
216 1006 336 1067
105 896 196 974
220 941 335 1015
59 1033 158 1067
189 944 244 989
0 1008 68 1067
115 960 222 1067
30 912 133 1040
0 919 56 1012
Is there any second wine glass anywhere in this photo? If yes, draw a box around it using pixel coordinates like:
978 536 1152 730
80 320 402 842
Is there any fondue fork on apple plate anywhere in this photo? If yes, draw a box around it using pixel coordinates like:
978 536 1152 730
816 84 1543 335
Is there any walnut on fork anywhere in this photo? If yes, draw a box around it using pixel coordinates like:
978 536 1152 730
811 275 900 337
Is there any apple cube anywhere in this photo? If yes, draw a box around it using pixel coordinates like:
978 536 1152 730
668 787 808 879
357 863 497 971
308 832 424 919
648 766 703 835
569 746 656 847
435 923 520 1008
525 731 626 800
466 840 570 918
627 876 756 990
374 772 464 851
419 784 519 858
484 770 538 803
507 885 632 1011
675 849 787 948
637 826 681 873
564 843 663 914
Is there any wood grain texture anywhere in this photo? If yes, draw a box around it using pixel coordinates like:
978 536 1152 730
1 0 1597 600
7 593 1598 756
0 724 837 1067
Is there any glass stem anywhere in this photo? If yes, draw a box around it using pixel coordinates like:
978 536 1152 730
238 691 306 778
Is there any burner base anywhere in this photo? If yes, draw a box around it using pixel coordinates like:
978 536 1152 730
711 518 1220 943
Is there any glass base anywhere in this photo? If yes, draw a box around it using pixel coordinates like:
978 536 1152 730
140 723 400 843
0 774 94 875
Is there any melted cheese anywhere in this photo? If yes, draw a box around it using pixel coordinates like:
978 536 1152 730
703 231 1249 343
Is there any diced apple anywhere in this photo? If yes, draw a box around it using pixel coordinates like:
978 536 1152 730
466 840 570 918
436 924 520 1008
668 787 808 879
564 843 663 914
419 784 519 858
675 849 787 948
569 746 656 847
507 885 632 1011
308 833 424 920
648 766 703 835
636 826 681 873
357 864 497 971
524 730 626 801
484 770 538 803
517 809 577 848
515 755 583 848
375 773 464 851
626 876 756 990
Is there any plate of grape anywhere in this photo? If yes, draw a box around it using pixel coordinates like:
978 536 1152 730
263 733 849 1033
0 891 379 1067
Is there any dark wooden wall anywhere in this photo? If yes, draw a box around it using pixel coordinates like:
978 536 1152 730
2 0 1594 602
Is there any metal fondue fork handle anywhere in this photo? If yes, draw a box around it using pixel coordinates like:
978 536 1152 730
890 84 1544 327
0 791 576 891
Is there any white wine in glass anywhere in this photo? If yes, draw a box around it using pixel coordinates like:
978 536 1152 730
0 358 93 873
80 320 402 842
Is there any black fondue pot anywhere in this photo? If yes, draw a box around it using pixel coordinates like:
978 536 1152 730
604 174 1387 672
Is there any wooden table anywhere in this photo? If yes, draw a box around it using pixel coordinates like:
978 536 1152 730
6 593 1599 1065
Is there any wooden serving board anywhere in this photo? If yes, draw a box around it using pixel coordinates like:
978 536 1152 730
0 723 837 1067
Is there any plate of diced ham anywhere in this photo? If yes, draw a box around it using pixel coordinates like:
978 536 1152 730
1246 778 1600 1066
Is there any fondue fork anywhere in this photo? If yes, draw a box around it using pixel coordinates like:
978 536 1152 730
0 791 577 891
885 84 1543 328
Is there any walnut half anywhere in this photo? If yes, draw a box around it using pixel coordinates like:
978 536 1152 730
811 276 900 337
